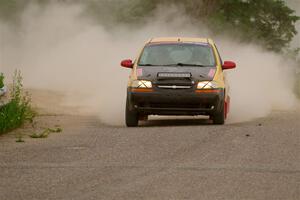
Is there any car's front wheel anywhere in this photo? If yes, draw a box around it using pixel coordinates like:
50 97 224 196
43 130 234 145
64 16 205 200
212 101 225 125
125 98 139 127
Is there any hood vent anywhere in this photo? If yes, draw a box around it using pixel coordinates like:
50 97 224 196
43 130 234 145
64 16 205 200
156 72 194 89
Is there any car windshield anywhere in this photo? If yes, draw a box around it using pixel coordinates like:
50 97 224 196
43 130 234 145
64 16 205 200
138 43 216 67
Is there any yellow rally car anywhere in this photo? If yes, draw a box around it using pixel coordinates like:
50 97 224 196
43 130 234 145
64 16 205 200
121 37 236 127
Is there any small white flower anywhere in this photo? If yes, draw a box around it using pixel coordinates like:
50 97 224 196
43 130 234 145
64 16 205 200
0 86 7 96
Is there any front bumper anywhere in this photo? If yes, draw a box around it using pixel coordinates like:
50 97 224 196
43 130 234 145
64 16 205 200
127 87 225 116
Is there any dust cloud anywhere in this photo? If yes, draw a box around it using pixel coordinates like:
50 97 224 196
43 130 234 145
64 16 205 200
0 2 298 125
218 41 298 122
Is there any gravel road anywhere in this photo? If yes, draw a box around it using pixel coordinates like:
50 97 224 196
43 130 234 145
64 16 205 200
0 111 299 200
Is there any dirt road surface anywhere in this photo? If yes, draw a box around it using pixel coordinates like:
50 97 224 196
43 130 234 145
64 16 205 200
0 109 299 199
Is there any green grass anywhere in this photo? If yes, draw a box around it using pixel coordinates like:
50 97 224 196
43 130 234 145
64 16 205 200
0 70 35 134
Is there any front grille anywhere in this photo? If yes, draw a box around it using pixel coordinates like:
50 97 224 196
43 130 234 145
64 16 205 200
155 79 193 85
154 78 195 90
157 85 192 89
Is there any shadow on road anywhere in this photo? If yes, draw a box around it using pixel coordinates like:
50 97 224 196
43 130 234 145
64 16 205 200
140 116 213 127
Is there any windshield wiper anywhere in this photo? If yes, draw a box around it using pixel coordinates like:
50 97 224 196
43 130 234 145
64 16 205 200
139 64 159 66
139 63 208 67
162 63 207 67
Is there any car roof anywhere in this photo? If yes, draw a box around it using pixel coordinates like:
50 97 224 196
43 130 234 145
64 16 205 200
147 37 214 45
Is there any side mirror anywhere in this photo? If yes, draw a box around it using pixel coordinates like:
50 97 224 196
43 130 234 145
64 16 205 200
222 61 236 70
121 59 134 68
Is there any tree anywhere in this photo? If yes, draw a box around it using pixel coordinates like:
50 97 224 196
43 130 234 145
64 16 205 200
210 0 300 52
0 0 298 52
112 0 299 52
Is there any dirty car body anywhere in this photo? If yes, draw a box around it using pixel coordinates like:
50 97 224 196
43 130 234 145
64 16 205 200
121 37 236 126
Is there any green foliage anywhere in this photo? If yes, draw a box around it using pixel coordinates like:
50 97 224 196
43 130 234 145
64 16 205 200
210 0 300 52
0 0 298 52
0 0 26 23
121 0 299 53
0 0 50 23
0 73 4 88
0 70 35 134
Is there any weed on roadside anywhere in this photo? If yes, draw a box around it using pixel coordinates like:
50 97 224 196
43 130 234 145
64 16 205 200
15 134 25 143
29 126 62 139
47 126 63 133
29 130 49 139
0 70 36 134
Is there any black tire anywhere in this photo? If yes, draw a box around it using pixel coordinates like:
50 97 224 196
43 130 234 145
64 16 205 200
126 98 139 127
212 101 225 125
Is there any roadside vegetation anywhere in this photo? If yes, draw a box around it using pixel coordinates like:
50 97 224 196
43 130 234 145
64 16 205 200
0 71 63 140
0 71 35 134
30 126 62 139
0 73 4 88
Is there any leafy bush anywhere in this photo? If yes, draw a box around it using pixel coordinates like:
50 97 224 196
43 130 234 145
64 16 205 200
0 73 4 88
0 70 35 134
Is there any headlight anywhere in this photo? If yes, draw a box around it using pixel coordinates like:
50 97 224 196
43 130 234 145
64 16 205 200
131 80 152 88
197 81 220 89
